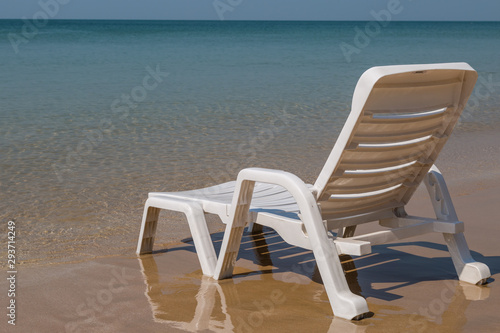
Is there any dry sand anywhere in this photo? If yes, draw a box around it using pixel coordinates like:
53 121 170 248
1 128 499 332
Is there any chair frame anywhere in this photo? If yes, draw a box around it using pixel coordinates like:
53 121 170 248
137 63 491 320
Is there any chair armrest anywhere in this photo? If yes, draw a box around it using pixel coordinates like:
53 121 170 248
214 167 332 280
233 167 317 212
231 167 328 248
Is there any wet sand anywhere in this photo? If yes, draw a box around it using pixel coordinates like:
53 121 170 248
2 128 500 332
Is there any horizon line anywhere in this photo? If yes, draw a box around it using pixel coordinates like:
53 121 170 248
0 18 499 22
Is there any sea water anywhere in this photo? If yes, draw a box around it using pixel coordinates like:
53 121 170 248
0 20 499 264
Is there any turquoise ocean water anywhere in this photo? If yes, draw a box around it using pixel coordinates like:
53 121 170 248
1 20 499 264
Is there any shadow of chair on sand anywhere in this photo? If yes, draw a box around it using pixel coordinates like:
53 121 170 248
138 228 498 332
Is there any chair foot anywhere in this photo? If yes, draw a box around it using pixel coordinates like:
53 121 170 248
313 240 370 320
443 233 491 285
351 311 374 321
329 290 370 321
458 262 491 285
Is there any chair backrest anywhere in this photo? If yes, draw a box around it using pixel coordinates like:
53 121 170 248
313 63 477 222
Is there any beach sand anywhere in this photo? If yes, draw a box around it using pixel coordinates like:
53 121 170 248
2 128 500 332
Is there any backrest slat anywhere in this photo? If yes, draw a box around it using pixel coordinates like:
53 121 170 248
313 63 477 221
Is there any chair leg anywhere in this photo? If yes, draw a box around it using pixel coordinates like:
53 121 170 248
137 205 160 255
424 166 491 285
309 232 370 320
246 211 262 233
339 226 357 238
247 222 263 234
443 233 490 285
213 180 256 280
136 197 218 277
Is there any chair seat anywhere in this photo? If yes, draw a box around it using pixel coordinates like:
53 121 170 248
150 181 312 220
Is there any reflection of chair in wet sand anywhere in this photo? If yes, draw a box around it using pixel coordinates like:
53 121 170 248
138 254 235 332
137 63 491 320
138 234 489 333
138 236 368 333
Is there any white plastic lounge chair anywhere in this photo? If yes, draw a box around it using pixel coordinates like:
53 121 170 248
137 62 491 320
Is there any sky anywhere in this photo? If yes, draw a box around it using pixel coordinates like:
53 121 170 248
1 0 500 21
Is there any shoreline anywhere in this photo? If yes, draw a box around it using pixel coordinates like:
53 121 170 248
6 124 500 269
